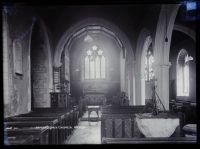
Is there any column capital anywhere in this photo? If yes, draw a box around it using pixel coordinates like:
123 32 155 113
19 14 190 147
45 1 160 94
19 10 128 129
160 61 171 67
54 62 62 68
53 64 62 69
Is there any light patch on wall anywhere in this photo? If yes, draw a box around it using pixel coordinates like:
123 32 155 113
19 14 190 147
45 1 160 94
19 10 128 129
13 40 23 75
84 35 93 43
28 86 31 98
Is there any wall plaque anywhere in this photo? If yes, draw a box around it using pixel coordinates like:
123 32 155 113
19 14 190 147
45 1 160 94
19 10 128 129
13 39 23 75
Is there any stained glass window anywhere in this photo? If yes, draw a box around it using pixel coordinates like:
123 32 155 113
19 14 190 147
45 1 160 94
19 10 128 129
84 45 106 79
145 44 154 81
85 56 89 79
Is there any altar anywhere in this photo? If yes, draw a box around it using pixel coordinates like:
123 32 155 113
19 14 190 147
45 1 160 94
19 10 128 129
87 106 101 121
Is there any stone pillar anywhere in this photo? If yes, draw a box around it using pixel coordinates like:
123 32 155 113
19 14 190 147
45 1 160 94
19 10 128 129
153 4 180 111
132 61 136 105
154 62 171 110
120 50 125 92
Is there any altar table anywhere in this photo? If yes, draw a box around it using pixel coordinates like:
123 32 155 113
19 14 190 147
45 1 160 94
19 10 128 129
87 106 101 121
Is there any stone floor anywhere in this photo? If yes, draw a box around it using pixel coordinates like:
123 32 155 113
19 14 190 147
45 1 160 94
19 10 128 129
65 111 101 144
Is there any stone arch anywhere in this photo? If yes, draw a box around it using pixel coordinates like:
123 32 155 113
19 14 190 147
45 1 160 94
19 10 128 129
154 4 180 65
54 17 135 103
54 17 134 67
135 28 152 105
174 24 196 42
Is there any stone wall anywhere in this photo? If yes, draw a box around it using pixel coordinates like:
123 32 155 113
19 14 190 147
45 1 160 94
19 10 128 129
69 32 121 99
3 6 35 117
3 5 53 117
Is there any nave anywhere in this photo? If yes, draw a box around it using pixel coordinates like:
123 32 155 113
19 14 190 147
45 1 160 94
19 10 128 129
3 2 197 145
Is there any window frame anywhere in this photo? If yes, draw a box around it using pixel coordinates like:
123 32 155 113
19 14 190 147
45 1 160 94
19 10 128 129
84 45 106 80
145 43 154 81
176 49 190 97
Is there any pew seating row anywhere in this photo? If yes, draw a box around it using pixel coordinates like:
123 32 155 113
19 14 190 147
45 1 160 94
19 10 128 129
4 106 79 145
101 106 146 140
102 137 197 144
101 106 196 144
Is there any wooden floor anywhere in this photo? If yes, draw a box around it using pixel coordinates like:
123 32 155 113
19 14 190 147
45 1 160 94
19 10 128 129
65 111 101 144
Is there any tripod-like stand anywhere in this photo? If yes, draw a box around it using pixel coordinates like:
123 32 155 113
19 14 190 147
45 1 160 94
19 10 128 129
151 79 166 115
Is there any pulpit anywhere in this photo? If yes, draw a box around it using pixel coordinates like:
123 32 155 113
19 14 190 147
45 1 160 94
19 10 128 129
50 92 69 108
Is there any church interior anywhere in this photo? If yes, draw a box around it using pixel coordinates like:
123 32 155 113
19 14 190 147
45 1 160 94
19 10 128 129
3 2 197 144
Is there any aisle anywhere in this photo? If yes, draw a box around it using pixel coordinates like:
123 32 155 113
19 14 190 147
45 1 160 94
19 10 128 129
65 111 101 144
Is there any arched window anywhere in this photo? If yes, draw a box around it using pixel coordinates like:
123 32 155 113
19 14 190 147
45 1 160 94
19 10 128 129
145 44 154 81
177 49 191 96
84 45 106 79
85 56 89 79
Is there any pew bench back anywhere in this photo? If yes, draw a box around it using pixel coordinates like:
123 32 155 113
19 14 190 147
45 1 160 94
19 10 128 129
102 137 197 144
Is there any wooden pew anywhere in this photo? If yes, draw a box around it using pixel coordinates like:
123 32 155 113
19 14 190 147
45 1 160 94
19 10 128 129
101 106 146 114
72 106 79 126
18 108 71 144
102 137 197 144
6 135 34 145
29 108 74 138
101 114 135 140
5 117 57 144
4 120 58 145
32 107 79 133
6 107 78 144
101 106 146 141
9 116 67 142
5 127 49 144
5 117 58 122
101 106 185 144
34 107 80 127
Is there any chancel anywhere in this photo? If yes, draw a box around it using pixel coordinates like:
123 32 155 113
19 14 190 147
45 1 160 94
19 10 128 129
3 2 197 145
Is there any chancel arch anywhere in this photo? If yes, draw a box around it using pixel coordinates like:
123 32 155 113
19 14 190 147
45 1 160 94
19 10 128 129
54 18 134 68
54 18 135 105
